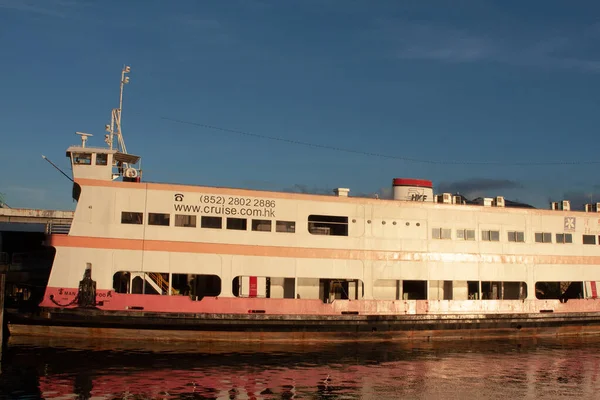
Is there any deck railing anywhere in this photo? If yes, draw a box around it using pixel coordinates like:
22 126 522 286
46 220 72 235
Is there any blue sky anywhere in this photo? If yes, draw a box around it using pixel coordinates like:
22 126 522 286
2 0 600 210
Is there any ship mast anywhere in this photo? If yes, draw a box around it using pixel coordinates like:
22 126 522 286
105 65 131 155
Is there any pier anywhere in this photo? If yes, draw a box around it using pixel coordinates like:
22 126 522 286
0 207 74 351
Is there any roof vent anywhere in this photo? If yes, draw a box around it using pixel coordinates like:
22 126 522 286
436 193 452 204
333 188 350 197
551 200 570 211
452 195 465 205
493 196 505 207
585 203 600 212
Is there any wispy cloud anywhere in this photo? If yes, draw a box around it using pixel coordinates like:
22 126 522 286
6 186 47 204
437 178 522 198
375 19 600 72
0 0 83 18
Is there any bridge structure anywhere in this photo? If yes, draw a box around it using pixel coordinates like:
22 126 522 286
0 208 74 311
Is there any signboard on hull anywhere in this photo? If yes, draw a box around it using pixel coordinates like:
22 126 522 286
172 193 276 218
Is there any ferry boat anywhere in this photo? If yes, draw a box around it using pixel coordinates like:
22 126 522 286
7 67 600 342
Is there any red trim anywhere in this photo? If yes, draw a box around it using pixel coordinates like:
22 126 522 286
249 276 257 298
393 178 432 188
591 282 598 299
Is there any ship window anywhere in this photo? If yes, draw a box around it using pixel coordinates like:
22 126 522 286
148 213 170 226
276 220 296 233
482 230 500 241
583 234 596 245
227 217 247 230
172 273 221 300
535 281 583 300
73 152 92 165
456 229 475 240
175 214 196 227
121 211 143 224
201 216 222 229
508 231 525 242
96 153 108 166
432 228 451 239
308 215 348 236
252 219 271 232
556 233 572 244
535 232 552 243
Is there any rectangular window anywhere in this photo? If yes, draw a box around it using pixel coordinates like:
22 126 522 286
308 215 348 236
121 211 143 225
73 153 92 165
482 230 500 241
175 214 196 227
432 228 451 239
276 220 295 233
508 231 525 242
227 218 247 230
148 213 170 226
252 219 271 232
583 234 596 245
96 153 108 166
535 232 552 243
201 216 222 229
556 233 573 244
456 229 475 240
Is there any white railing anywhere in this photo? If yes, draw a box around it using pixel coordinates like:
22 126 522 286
46 220 72 235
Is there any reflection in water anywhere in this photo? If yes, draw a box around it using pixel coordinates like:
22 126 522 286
1 336 600 399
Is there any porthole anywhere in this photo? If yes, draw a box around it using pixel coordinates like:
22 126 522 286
416 223 421 227
352 219 356 223
392 221 397 225
382 221 386 225
406 222 410 226
367 220 371 224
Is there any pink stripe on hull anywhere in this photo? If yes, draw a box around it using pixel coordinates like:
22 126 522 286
40 287 600 316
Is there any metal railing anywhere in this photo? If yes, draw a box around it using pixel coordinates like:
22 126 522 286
46 220 72 235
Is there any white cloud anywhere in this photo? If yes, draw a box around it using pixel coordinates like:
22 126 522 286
375 19 600 72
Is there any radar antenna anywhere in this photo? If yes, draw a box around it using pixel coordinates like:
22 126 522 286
105 65 131 154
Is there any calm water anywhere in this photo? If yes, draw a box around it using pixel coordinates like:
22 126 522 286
1 335 600 399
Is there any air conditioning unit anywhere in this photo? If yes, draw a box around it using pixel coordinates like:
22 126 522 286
493 196 505 207
483 197 493 207
551 202 559 210
560 200 570 211
452 195 464 205
436 193 452 204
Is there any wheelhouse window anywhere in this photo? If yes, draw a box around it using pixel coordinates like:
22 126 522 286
227 218 247 230
556 233 572 244
482 230 500 242
456 229 475 240
308 215 348 236
121 211 143 225
148 213 170 226
432 228 452 239
535 232 552 243
73 153 92 165
276 220 295 233
96 153 108 166
252 219 271 232
507 231 525 242
583 234 596 245
175 214 196 227
201 216 222 229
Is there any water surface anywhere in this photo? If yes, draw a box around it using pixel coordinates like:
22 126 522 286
1 335 600 399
